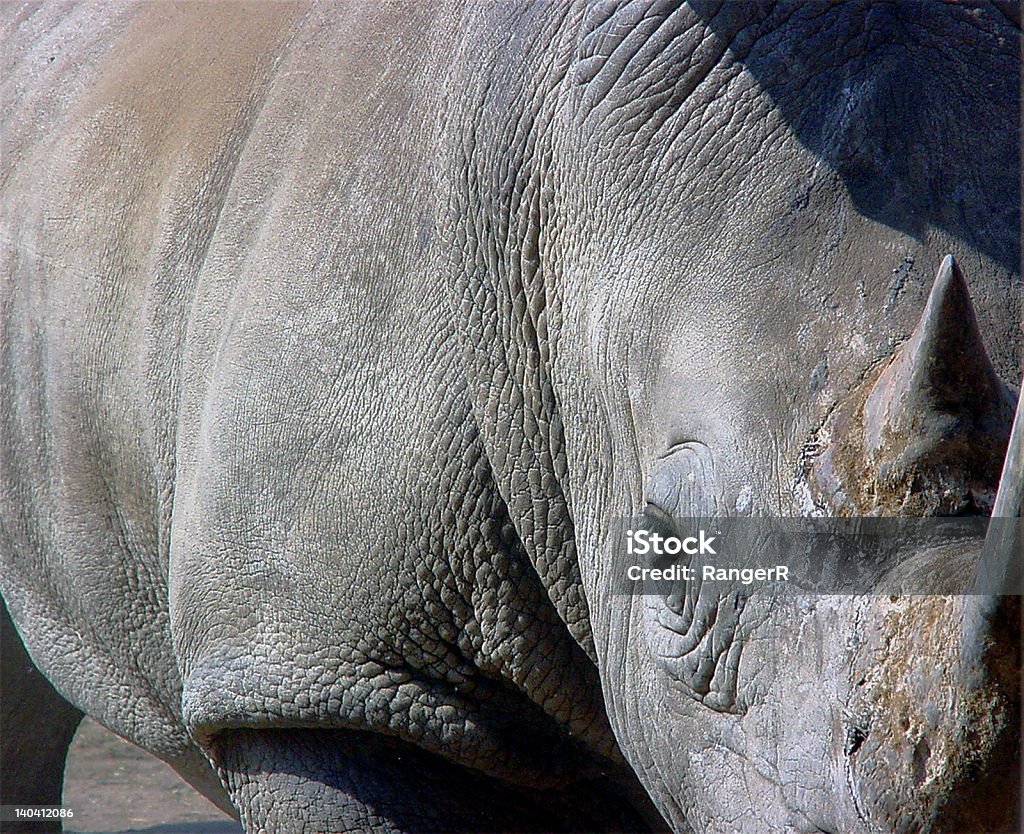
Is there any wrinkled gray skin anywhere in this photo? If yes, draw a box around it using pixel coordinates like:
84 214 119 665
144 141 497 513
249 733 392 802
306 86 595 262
1 2 1021 833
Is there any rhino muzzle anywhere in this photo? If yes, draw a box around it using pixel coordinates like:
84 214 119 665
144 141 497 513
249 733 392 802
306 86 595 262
797 255 1022 832
839 406 1021 833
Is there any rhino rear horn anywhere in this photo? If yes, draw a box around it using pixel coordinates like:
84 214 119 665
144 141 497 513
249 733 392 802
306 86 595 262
856 254 1016 513
863 254 1013 459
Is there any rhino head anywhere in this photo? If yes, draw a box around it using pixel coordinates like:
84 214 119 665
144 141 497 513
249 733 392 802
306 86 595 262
560 253 1023 833
512 2 1022 832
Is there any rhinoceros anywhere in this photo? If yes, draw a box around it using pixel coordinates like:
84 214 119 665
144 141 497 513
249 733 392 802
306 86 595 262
1 1 1020 832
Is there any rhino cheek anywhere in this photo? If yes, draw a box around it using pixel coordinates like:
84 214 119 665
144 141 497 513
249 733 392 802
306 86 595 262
596 589 863 834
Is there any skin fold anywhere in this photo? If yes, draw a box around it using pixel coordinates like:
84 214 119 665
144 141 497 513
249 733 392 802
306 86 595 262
1 2 1020 833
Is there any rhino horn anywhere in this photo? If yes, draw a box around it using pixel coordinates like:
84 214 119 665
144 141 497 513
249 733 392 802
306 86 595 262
857 255 1016 513
948 393 1022 829
966 388 1023 598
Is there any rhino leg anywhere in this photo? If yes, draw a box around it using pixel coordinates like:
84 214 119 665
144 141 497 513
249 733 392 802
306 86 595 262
0 594 83 833
212 728 657 834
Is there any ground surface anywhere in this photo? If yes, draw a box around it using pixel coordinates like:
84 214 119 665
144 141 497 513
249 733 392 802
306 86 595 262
62 719 241 834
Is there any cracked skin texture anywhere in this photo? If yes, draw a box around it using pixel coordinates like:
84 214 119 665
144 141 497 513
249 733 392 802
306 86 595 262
1 2 1021 833
2 2 655 831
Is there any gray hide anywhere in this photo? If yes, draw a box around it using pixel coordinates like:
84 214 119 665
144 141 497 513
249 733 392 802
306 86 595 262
1 2 1020 833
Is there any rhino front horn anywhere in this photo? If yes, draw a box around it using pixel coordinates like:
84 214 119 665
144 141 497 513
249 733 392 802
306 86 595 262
954 392 1022 826
969 391 1023 596
810 255 1016 515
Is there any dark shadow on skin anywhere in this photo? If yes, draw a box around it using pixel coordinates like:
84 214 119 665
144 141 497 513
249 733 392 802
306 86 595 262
214 727 666 834
689 0 1020 274
66 825 242 834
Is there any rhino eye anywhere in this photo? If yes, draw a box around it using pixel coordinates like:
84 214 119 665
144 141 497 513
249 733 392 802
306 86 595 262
635 512 751 714
637 443 750 711
640 503 681 572
844 719 870 757
644 440 719 519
